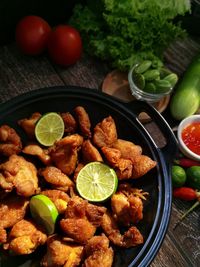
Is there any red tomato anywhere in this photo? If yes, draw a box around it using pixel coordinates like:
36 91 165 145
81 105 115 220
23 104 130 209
15 15 51 55
47 25 82 66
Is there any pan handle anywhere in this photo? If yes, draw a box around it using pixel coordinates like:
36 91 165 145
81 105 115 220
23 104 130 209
125 100 178 162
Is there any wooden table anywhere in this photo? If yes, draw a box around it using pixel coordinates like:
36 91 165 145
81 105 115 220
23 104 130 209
0 36 200 267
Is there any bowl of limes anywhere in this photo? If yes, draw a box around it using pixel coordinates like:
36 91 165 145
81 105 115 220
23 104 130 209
128 60 178 103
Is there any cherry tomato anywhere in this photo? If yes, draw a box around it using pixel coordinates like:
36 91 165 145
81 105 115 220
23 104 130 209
47 25 82 66
15 15 51 55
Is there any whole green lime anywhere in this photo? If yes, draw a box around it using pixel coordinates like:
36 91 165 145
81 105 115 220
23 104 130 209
171 165 187 187
186 166 200 190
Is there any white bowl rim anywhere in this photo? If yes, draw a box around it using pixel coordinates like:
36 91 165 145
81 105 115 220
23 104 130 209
177 114 200 161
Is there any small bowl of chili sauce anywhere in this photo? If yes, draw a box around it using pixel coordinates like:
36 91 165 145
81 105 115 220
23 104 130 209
177 115 200 161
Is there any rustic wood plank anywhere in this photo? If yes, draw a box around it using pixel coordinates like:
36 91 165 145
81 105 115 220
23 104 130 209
53 53 110 89
0 43 64 103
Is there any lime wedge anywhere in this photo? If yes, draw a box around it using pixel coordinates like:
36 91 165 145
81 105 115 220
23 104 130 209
76 162 118 202
30 194 59 234
35 112 64 146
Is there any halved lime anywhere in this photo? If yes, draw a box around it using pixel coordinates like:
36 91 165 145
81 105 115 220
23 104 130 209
30 194 59 235
76 162 118 202
35 112 64 146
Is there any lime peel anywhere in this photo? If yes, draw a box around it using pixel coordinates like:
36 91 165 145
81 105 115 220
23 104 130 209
30 194 59 235
76 162 118 202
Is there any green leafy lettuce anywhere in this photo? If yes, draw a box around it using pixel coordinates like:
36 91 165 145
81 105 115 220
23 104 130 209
69 0 191 71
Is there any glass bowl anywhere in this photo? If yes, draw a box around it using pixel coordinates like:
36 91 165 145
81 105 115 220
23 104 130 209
128 64 175 103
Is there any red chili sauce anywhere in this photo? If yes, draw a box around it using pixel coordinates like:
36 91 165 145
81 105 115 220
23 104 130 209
182 122 200 155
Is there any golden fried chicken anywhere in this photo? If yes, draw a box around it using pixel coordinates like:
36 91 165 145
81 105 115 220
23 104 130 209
131 155 157 179
74 106 91 138
82 140 103 163
111 184 148 226
101 211 143 248
61 112 77 134
83 234 114 267
0 195 29 243
0 125 22 156
18 112 41 139
23 144 51 165
60 196 106 244
40 166 74 192
3 219 47 255
112 139 142 161
73 163 84 182
0 155 39 197
41 189 70 214
49 134 83 175
101 146 133 179
93 116 117 148
41 235 84 267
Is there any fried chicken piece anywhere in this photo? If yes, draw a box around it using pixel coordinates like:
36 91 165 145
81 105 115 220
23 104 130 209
41 235 84 267
60 196 106 244
101 211 143 248
61 112 77 134
23 144 51 165
3 219 47 255
73 163 84 182
131 155 157 179
82 140 103 163
49 134 83 175
0 195 29 243
93 116 117 148
101 146 121 165
0 125 22 156
83 234 114 267
41 189 70 214
101 146 132 179
74 106 91 138
40 166 74 192
111 184 148 226
0 155 39 197
112 139 142 161
18 112 41 139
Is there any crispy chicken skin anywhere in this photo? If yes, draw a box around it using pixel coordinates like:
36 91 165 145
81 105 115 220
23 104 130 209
131 155 157 179
18 112 41 139
111 184 147 226
61 112 77 134
0 195 29 243
82 140 103 163
0 155 39 197
41 235 84 267
0 125 22 156
40 166 74 192
112 139 142 161
93 116 117 148
60 196 106 243
83 234 114 267
73 163 85 182
101 211 143 248
3 219 47 255
41 189 70 214
74 106 91 138
101 146 133 179
23 144 51 165
49 134 83 175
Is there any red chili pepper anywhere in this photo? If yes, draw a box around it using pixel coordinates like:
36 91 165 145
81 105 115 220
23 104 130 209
174 158 200 168
173 187 198 201
173 187 200 229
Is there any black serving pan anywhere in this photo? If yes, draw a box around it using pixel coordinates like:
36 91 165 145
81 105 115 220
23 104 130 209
0 86 177 267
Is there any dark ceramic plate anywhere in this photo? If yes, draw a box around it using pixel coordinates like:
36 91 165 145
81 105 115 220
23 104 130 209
0 86 177 267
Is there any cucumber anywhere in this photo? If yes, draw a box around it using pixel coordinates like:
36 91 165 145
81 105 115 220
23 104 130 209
170 54 200 120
